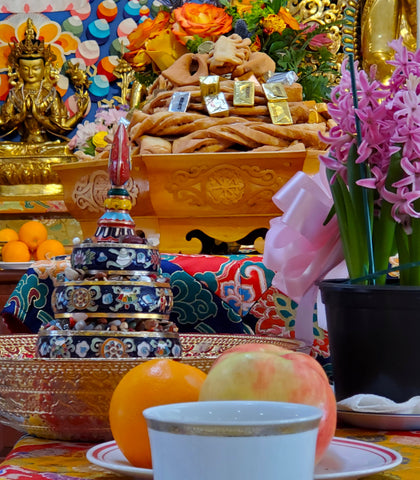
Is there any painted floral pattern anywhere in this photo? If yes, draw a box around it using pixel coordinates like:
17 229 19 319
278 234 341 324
1 430 418 479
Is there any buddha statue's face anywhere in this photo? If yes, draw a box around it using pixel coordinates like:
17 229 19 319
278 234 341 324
18 58 45 88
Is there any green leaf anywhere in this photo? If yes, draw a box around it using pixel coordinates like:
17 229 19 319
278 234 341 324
271 0 287 13
83 140 96 157
186 35 205 53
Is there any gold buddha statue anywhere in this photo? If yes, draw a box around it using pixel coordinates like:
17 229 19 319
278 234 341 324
0 19 90 196
361 0 416 82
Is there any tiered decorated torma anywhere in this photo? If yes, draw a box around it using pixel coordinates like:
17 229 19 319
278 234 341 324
36 122 180 359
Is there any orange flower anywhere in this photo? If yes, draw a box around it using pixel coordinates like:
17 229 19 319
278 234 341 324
172 3 232 46
278 7 301 31
125 11 172 67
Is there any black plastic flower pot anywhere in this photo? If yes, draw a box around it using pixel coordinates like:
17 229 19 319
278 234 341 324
319 279 420 402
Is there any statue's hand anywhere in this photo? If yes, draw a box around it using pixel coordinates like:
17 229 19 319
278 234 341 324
76 91 89 115
24 95 32 112
30 100 48 126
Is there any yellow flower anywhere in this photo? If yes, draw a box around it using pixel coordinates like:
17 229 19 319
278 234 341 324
127 10 172 49
261 9 301 36
172 3 232 46
230 0 253 14
145 29 189 72
125 10 187 71
262 14 287 35
92 131 108 148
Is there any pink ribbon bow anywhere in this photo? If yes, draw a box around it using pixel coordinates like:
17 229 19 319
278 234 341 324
263 167 344 345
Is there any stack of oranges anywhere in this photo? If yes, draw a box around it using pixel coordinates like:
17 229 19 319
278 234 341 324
0 221 65 262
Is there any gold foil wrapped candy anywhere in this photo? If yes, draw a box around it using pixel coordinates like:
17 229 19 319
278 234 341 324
200 75 220 97
262 82 288 101
204 92 230 117
268 100 293 125
233 81 255 107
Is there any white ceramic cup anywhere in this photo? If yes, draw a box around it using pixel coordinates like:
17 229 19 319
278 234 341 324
143 400 322 480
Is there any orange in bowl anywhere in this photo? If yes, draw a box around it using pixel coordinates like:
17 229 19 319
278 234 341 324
109 358 207 469
35 239 66 261
0 228 18 243
1 240 31 262
19 220 48 252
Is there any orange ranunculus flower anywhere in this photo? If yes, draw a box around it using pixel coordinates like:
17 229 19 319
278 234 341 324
171 3 233 46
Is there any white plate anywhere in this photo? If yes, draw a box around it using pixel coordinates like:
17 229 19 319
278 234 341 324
87 441 151 479
0 261 33 270
87 438 402 480
338 409 420 430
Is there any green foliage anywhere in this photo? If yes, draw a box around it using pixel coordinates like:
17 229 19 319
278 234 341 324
219 0 340 102
265 25 339 102
186 35 206 53
83 139 96 157
134 69 158 88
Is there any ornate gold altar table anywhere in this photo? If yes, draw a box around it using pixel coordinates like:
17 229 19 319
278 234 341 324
0 427 417 479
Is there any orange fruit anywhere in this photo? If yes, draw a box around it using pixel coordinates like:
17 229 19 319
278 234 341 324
109 358 207 469
1 240 31 262
35 239 66 261
19 220 48 252
0 228 18 243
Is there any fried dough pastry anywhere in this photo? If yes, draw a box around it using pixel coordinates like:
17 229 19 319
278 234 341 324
170 120 327 153
208 34 252 75
129 111 250 141
162 53 209 86
232 51 276 81
140 135 172 154
127 33 331 156
129 107 328 154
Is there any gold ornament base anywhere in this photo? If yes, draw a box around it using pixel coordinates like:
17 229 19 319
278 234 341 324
0 141 79 199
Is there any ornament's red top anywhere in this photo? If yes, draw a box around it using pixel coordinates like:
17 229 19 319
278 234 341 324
109 122 131 187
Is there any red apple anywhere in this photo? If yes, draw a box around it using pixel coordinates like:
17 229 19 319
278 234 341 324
199 343 336 463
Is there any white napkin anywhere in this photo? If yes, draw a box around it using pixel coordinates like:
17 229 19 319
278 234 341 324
337 394 420 414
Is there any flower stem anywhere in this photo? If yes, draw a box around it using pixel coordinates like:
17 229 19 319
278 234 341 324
395 224 410 285
408 216 420 285
327 162 368 279
372 199 396 284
